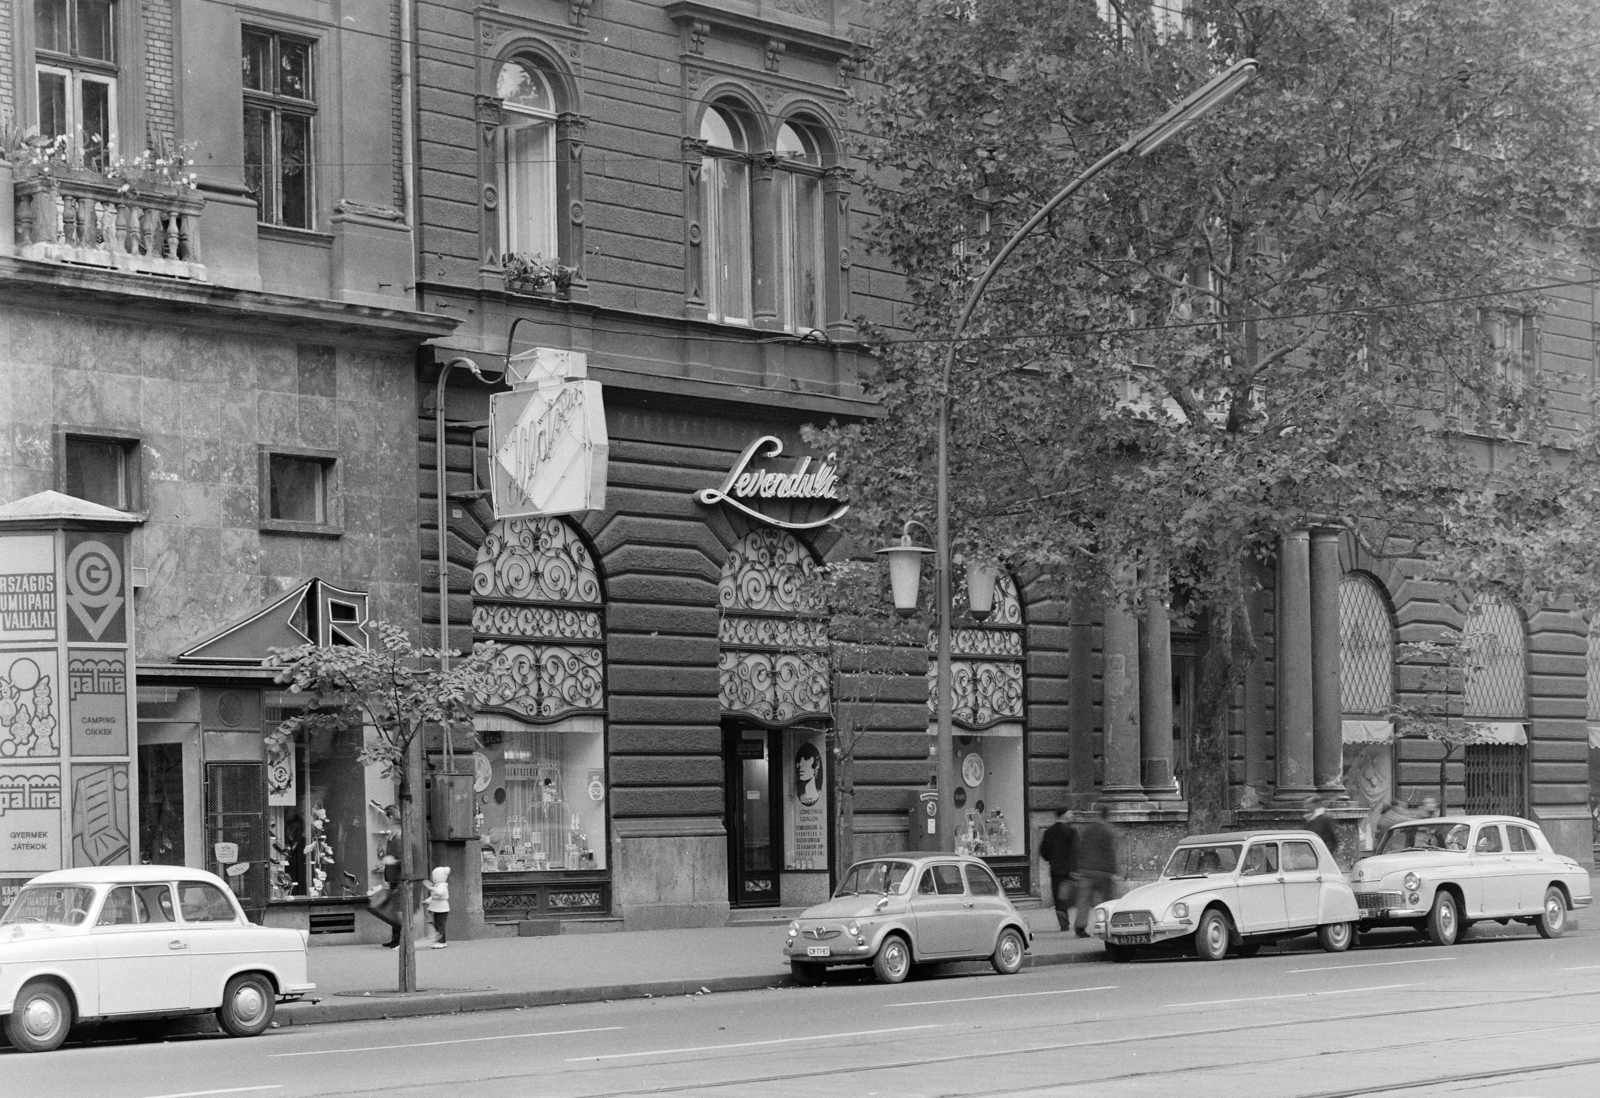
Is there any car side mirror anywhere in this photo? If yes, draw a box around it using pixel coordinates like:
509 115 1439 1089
876 895 890 911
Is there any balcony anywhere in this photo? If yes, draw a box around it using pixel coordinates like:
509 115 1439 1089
12 170 207 281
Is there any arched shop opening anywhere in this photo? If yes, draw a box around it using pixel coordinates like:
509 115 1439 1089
716 528 831 909
470 516 609 921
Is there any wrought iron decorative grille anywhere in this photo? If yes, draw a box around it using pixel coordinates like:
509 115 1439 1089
929 660 1024 728
718 615 828 650
1463 743 1526 815
1339 575 1393 715
718 650 830 724
480 643 605 719
473 604 603 642
1462 598 1527 719
718 529 824 614
473 517 602 604
1588 623 1600 722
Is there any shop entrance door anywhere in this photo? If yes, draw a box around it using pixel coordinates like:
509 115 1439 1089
204 762 269 922
725 724 780 907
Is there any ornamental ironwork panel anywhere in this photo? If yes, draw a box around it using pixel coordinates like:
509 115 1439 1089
473 517 602 605
1339 575 1393 716
718 529 823 614
1464 743 1526 815
946 628 1024 659
1588 624 1600 722
718 649 830 724
1463 598 1527 719
474 604 603 642
929 660 1024 728
481 643 605 719
718 615 828 650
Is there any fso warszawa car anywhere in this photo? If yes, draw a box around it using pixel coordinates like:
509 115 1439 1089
1090 830 1361 961
1351 814 1591 945
1 866 315 1052
783 853 1033 985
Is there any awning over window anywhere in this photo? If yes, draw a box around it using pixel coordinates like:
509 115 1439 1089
474 713 603 735
1342 720 1394 744
926 721 1023 738
1467 721 1527 745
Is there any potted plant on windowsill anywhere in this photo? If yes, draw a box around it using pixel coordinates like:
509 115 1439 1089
502 252 577 297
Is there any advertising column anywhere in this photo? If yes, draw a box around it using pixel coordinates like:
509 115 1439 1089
0 508 138 908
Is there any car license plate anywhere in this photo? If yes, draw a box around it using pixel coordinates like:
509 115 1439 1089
806 946 831 957
1118 933 1151 944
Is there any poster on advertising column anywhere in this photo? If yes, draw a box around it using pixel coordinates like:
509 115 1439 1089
783 728 828 871
0 534 58 643
0 765 64 874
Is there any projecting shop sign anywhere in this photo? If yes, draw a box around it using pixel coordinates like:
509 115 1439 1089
489 349 608 519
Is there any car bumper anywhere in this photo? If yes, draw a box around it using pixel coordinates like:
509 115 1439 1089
1357 908 1427 922
784 938 874 964
279 982 317 1001
1095 921 1192 946
1573 896 1593 908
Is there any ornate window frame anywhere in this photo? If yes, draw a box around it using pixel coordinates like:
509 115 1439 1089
716 528 830 727
1462 595 1528 722
929 571 1026 731
1338 573 1394 719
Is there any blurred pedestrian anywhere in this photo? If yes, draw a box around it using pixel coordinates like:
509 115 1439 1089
1038 809 1078 931
1071 805 1120 938
377 805 403 948
1304 799 1339 856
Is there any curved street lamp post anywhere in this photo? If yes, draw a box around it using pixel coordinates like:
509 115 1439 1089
884 60 1259 852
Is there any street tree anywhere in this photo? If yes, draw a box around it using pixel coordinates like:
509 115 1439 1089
270 624 497 992
817 0 1600 830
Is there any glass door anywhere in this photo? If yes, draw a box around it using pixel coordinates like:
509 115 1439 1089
726 724 779 906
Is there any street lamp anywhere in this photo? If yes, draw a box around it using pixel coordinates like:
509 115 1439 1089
898 58 1259 852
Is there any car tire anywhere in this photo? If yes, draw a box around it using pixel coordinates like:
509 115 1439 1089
217 972 276 1038
991 927 1026 975
1194 909 1231 961
1536 886 1568 939
1317 921 1353 953
1234 941 1261 958
1425 890 1459 947
4 981 72 1053
873 934 912 984
789 960 824 986
1104 942 1135 963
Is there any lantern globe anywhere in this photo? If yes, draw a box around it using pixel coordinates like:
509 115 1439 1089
876 541 932 618
965 561 998 623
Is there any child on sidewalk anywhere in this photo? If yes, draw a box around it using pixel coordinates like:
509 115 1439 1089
424 866 450 948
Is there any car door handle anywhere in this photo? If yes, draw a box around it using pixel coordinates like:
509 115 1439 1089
169 940 187 950
963 902 975 908
1275 876 1286 883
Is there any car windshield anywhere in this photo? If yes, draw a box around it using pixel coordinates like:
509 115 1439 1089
835 860 915 897
1381 821 1471 853
0 885 97 927
1164 844 1242 877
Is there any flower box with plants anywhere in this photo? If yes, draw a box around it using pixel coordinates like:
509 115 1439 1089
501 252 577 296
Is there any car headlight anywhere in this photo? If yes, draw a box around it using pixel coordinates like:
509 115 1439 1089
1091 907 1107 928
846 921 860 937
1403 873 1421 892
788 921 800 937
1168 902 1189 921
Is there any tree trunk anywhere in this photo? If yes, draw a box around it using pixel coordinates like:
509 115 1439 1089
397 733 425 994
1189 566 1258 834
1437 744 1456 813
836 748 856 880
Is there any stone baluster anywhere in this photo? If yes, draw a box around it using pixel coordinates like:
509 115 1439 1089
164 208 180 259
16 191 36 245
62 194 79 247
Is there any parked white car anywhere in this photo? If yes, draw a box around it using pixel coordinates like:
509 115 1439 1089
1351 815 1592 945
1 866 314 1052
1089 830 1362 961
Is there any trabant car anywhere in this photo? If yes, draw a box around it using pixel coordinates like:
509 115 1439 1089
783 853 1033 985
1089 830 1361 961
1350 814 1591 945
1 866 315 1052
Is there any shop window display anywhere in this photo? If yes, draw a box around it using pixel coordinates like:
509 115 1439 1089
951 727 1023 857
476 716 604 873
264 694 366 899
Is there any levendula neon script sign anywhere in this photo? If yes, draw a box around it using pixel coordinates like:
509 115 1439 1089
694 436 849 531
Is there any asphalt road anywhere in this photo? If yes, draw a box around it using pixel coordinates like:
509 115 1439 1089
10 924 1600 1098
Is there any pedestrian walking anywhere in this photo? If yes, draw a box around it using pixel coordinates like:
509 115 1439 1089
374 805 403 949
1038 810 1078 932
1071 805 1119 938
423 866 451 948
1304 799 1339 856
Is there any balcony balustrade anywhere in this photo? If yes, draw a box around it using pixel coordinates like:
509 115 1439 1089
12 170 207 281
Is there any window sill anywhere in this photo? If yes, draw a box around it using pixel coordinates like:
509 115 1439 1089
258 224 335 248
260 519 344 539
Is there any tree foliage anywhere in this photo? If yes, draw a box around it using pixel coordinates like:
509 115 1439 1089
817 0 1600 825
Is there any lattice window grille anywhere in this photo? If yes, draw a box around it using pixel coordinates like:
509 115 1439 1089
1587 622 1600 723
1339 575 1393 716
717 529 830 724
472 517 602 605
1462 598 1526 720
929 569 1025 728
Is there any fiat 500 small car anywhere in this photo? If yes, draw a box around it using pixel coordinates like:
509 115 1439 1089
783 853 1032 985
0 866 315 1053
1089 830 1361 961
1350 815 1591 946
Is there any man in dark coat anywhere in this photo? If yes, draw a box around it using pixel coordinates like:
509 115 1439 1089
1305 799 1340 857
1038 810 1078 931
375 805 403 948
1070 805 1120 937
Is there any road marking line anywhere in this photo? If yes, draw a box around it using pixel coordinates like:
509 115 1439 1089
567 1024 950 1062
1563 964 1600 971
1290 957 1457 973
138 1089 283 1098
272 1025 624 1057
891 985 1119 1007
1165 983 1412 1008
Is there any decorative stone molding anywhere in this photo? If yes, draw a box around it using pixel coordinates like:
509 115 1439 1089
764 39 787 72
688 20 710 54
570 0 593 26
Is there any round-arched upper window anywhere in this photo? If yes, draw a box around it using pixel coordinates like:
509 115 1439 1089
700 106 745 151
497 59 554 115
775 123 819 165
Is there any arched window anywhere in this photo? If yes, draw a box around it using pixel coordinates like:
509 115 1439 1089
1339 575 1393 717
496 58 558 261
774 121 825 334
700 105 752 324
1462 596 1526 720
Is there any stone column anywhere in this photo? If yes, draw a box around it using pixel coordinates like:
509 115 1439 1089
1310 528 1345 796
749 153 780 329
1100 566 1145 803
1242 557 1271 797
1140 569 1177 799
1069 586 1097 806
822 166 853 339
681 137 709 313
1275 530 1316 802
556 112 589 293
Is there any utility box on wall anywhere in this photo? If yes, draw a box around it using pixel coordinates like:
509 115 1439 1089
428 773 476 840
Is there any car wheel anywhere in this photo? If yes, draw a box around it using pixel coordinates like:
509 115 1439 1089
1536 886 1568 939
1194 909 1231 961
789 960 824 986
1234 941 1261 959
873 935 912 984
991 927 1026 975
1317 921 1353 953
217 972 276 1038
1104 942 1135 963
1425 891 1459 947
5 981 73 1053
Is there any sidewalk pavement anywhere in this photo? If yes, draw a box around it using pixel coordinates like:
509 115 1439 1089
277 906 1096 1027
